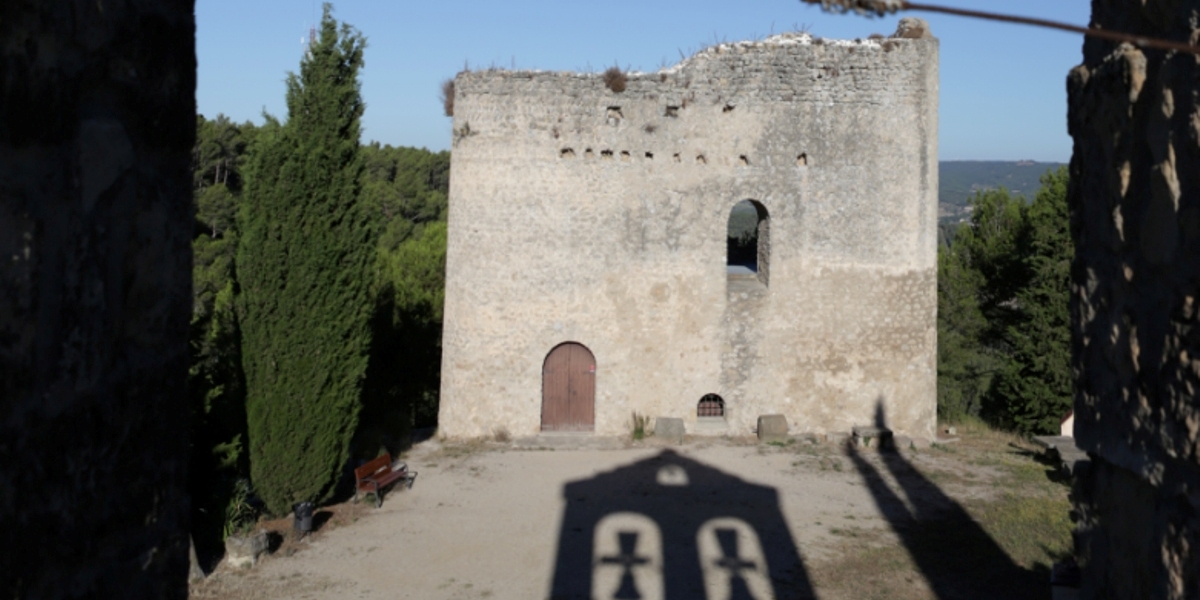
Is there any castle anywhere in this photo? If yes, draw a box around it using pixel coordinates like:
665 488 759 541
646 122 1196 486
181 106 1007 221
439 22 939 441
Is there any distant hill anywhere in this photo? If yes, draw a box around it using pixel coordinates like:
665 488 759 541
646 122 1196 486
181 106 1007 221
938 160 1066 222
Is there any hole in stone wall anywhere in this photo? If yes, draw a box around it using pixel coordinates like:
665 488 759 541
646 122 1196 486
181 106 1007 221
696 154 707 165
665 106 679 118
620 151 631 161
698 394 725 417
560 148 575 158
606 106 623 126
797 153 808 166
723 104 735 113
601 150 614 160
673 153 681 163
645 152 654 160
585 148 594 159
738 155 749 166
643 123 657 134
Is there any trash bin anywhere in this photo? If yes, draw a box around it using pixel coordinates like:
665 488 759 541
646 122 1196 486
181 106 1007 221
292 501 314 534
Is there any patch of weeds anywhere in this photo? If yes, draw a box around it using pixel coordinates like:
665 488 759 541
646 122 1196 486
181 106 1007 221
630 412 649 441
767 439 793 448
931 443 957 453
492 427 511 443
440 78 455 117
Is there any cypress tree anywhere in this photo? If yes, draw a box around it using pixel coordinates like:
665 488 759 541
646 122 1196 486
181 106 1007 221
238 4 373 515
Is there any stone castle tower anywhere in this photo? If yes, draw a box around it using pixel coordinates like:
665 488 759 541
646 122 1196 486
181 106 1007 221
439 23 939 441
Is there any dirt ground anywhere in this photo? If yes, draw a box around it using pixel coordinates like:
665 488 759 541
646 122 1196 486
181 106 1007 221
190 427 1070 600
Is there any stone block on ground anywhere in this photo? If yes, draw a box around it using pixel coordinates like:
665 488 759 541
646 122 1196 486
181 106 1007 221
757 415 789 442
892 435 913 450
911 437 933 449
654 417 685 442
224 531 269 568
852 425 893 449
826 432 850 446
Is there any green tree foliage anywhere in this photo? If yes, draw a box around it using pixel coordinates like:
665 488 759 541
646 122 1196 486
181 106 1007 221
359 222 448 454
356 144 451 453
361 143 450 251
937 167 1074 434
936 240 995 421
982 168 1073 433
937 188 1025 422
189 114 258 560
237 4 374 515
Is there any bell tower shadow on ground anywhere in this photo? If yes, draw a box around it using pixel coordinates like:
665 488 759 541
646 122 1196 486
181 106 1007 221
549 449 815 599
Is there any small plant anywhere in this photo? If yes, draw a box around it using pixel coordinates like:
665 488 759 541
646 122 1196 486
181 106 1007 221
630 412 649 440
440 78 455 117
222 478 259 540
492 427 511 443
603 66 627 93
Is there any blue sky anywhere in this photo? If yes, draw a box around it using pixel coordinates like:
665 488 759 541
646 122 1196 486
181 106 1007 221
197 1 1089 161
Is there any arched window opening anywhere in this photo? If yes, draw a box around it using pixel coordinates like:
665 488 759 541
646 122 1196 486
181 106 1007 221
726 199 770 287
698 394 725 418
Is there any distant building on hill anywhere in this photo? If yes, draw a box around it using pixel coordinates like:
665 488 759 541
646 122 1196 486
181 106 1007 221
439 21 940 442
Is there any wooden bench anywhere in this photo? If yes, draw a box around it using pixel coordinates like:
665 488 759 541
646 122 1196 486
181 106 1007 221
353 453 416 508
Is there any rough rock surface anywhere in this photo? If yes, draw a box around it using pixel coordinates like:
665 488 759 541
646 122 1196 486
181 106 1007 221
1067 2 1200 597
0 2 195 597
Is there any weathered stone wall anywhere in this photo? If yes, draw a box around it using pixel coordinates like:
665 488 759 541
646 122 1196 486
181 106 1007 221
440 27 938 440
1068 1 1200 597
0 2 195 597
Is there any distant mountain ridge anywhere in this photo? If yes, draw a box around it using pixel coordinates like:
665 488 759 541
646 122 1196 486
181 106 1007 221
938 160 1066 222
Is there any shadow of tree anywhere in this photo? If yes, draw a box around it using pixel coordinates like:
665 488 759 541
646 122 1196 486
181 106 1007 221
549 449 816 600
845 402 1050 599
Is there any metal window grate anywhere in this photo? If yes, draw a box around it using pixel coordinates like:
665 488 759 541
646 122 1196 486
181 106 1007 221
698 394 725 417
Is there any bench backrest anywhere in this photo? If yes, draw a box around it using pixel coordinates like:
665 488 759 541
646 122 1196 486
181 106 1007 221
354 453 393 481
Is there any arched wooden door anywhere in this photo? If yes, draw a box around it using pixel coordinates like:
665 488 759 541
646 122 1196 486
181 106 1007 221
542 343 596 431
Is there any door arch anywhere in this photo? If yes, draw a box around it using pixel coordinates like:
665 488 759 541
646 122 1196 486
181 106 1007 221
542 342 596 432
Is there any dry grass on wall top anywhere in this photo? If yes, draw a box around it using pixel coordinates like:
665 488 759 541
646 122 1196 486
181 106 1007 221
440 78 455 117
603 66 627 93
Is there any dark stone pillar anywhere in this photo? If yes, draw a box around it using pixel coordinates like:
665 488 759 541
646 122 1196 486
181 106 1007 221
0 2 195 597
1068 1 1200 597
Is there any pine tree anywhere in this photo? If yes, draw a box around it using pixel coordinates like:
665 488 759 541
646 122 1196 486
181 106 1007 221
238 4 373 515
936 188 1025 422
985 167 1073 433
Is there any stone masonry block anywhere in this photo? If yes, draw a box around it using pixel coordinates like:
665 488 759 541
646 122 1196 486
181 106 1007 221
852 425 893 449
654 417 685 443
758 415 788 442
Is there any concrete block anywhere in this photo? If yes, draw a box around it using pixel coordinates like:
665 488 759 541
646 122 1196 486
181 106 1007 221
654 417 685 442
892 435 913 450
911 437 933 449
757 415 789 442
852 425 893 449
826 432 850 446
224 531 268 568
